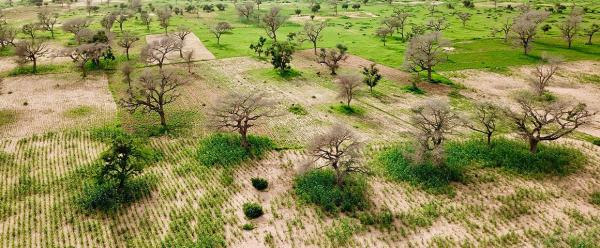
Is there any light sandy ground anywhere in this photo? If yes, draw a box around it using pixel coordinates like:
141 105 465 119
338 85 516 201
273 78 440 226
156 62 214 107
343 11 379 18
145 33 215 64
0 73 116 138
0 42 72 73
444 61 600 136
288 15 333 24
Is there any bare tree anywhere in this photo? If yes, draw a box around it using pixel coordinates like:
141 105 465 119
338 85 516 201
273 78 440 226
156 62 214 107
21 23 39 41
558 8 584 48
463 102 501 145
317 44 348 75
505 94 595 153
493 18 513 43
375 26 393 46
299 21 326 55
427 17 449 32
62 43 110 77
329 0 341 16
236 2 255 21
0 26 17 49
531 55 564 98
210 22 233 45
37 9 59 38
211 91 277 152
101 12 117 31
117 32 139 60
183 50 194 73
403 32 450 82
140 11 152 31
120 62 134 88
309 124 365 187
14 40 49 73
262 7 287 42
511 10 549 55
582 24 599 45
411 98 459 151
156 8 172 34
173 26 191 58
391 8 411 41
120 69 187 129
115 10 130 33
336 74 361 107
457 12 472 27
140 36 182 69
62 18 91 44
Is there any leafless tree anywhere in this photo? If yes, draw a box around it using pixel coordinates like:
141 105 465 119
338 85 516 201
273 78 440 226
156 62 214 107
236 2 255 21
505 94 595 153
309 124 365 187
120 62 134 88
21 23 39 41
317 44 348 75
0 26 17 49
262 7 287 41
62 18 91 44
411 98 459 152
101 12 117 31
156 8 172 34
173 26 192 58
14 40 48 73
336 74 361 107
115 10 130 33
427 17 449 32
558 7 583 48
391 8 411 40
86 0 93 16
511 10 549 55
121 69 187 129
210 91 278 152
117 32 139 60
183 50 194 73
329 0 341 16
493 18 513 43
210 22 233 45
62 43 110 77
140 36 183 69
299 21 326 55
403 32 450 82
140 11 152 31
37 9 59 38
457 12 472 27
375 26 394 46
463 102 501 145
530 54 563 96
382 16 401 35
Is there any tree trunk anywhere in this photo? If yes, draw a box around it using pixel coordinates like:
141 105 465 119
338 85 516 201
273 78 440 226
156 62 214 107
528 137 539 153
427 68 432 82
587 34 593 45
313 42 317 55
32 58 37 73
125 48 130 60
486 133 492 146
50 29 54 38
159 110 167 129
523 43 529 55
240 130 251 154
334 166 343 188
568 40 572 48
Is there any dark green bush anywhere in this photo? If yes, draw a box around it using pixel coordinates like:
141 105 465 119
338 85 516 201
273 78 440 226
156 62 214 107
78 175 157 211
378 144 464 194
590 192 600 206
251 177 269 191
445 138 585 176
592 139 600 146
241 223 255 230
242 202 264 219
357 209 394 229
197 133 274 167
294 170 368 214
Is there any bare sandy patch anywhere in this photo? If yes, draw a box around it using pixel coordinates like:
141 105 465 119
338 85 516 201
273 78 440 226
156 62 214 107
288 15 332 24
343 11 379 18
0 73 117 138
145 32 215 64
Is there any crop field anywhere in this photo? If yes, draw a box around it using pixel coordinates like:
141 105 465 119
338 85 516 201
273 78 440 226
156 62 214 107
1 0 600 247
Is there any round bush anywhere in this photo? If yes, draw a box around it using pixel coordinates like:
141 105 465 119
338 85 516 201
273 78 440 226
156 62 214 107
251 177 268 191
294 170 368 213
242 202 264 219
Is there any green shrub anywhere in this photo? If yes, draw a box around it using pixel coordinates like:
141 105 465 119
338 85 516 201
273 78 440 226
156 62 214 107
330 104 364 116
357 209 394 229
78 174 157 211
591 192 600 206
288 104 308 115
377 144 464 194
197 133 274 167
294 170 368 214
242 202 264 219
592 139 600 146
241 223 255 230
251 177 269 191
445 138 585 176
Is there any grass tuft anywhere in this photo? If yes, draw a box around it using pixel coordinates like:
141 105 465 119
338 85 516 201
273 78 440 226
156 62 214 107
196 133 274 167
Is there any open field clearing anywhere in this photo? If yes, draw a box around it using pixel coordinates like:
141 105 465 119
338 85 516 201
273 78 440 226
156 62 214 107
1 0 600 247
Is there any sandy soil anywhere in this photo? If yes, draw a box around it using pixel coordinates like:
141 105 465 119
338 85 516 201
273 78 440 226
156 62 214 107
0 42 72 73
288 15 332 24
145 33 215 64
0 73 117 138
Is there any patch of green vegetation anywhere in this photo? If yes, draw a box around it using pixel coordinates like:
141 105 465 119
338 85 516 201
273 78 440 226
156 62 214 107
398 202 441 228
330 104 365 116
63 106 94 118
0 110 18 128
248 68 303 82
325 218 363 246
288 103 308 115
496 188 549 219
401 85 426 95
357 209 394 229
445 138 585 177
242 202 264 219
294 169 368 214
196 133 274 167
6 64 68 76
0 46 14 57
578 74 600 86
78 174 158 212
377 144 464 195
590 192 600 206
